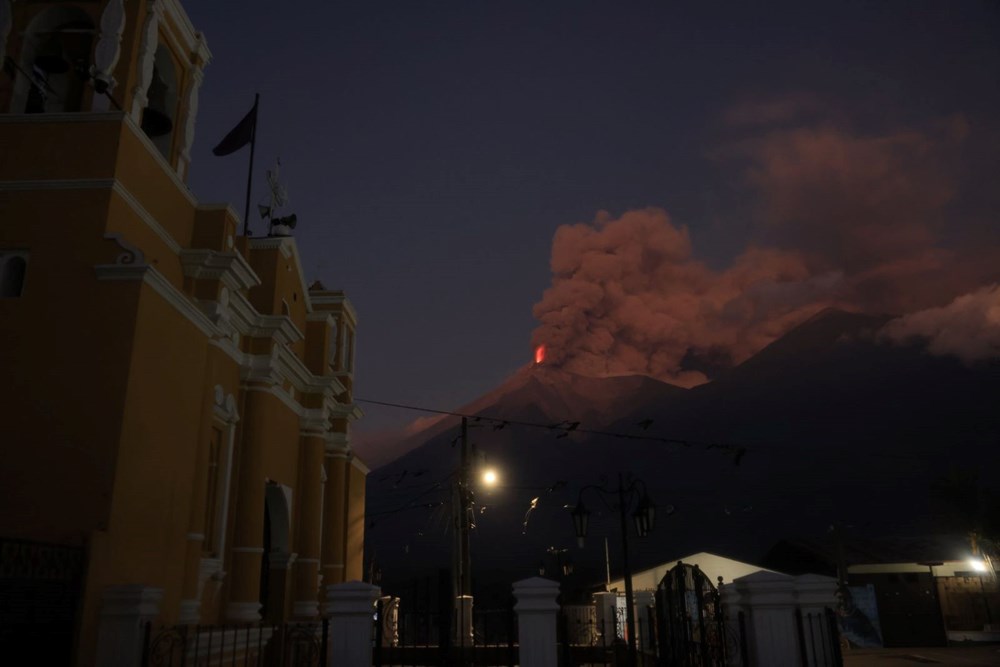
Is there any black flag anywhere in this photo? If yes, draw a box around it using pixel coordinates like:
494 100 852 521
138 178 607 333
212 100 257 156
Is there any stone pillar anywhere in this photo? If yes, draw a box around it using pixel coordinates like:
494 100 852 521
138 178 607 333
320 445 349 589
633 590 656 651
514 577 560 667
95 585 162 667
292 433 326 617
794 574 839 662
454 594 474 646
226 386 270 621
732 571 799 666
323 581 380 667
720 582 744 667
593 591 618 644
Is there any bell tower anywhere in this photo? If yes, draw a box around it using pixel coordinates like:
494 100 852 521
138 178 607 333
0 0 210 180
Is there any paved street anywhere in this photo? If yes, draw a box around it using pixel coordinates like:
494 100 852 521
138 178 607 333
844 646 1000 666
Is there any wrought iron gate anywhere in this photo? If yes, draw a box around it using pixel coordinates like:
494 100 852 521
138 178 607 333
654 561 727 667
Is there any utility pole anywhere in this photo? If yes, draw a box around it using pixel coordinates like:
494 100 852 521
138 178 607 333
453 417 473 654
617 473 638 667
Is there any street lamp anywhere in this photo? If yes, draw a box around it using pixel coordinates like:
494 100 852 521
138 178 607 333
569 473 655 667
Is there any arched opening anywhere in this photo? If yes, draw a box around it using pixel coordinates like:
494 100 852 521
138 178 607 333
1 256 27 297
141 45 178 159
259 482 291 621
14 7 95 113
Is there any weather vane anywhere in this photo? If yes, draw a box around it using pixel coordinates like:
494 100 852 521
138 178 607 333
258 158 297 237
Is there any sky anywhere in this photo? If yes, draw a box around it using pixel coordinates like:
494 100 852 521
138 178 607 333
184 1 1000 445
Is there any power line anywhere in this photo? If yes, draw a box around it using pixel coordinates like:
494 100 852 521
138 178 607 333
355 396 747 458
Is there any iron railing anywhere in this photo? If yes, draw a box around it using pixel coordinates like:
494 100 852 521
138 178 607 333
141 619 327 667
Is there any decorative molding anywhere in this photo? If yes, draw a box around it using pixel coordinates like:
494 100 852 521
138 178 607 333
131 0 163 122
95 259 219 338
161 0 205 56
177 62 204 180
231 546 265 554
186 533 205 541
102 233 146 266
180 249 261 292
350 456 370 476
91 0 127 102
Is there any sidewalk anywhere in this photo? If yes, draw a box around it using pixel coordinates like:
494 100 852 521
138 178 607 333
844 646 1000 666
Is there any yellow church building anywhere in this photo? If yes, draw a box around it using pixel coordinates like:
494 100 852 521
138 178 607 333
0 1 368 664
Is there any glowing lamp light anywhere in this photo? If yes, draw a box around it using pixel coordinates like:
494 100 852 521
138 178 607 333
482 469 499 487
535 345 546 365
969 559 987 573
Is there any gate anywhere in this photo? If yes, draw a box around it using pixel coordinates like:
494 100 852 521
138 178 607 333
141 620 327 666
654 561 727 667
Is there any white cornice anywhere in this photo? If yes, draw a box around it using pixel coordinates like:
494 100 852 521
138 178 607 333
306 311 338 327
95 261 218 337
250 315 303 346
180 249 261 292
310 292 358 326
328 402 363 421
350 456 370 476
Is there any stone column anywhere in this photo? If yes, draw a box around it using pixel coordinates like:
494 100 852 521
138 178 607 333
320 444 349 590
292 432 326 617
593 591 618 644
514 577 560 667
633 590 656 651
323 581 380 667
733 571 799 666
95 585 162 667
226 386 270 621
794 574 839 662
720 582 745 667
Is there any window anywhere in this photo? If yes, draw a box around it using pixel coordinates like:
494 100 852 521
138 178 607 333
343 327 355 372
14 8 95 114
0 252 28 297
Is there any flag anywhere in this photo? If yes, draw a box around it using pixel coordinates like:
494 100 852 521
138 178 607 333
212 100 257 156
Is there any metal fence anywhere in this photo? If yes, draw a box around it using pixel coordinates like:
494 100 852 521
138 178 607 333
557 612 659 666
141 620 327 667
373 599 517 666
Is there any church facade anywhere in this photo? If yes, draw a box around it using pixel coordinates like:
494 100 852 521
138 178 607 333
0 1 367 664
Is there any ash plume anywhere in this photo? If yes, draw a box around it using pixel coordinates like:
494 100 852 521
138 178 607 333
532 111 1000 383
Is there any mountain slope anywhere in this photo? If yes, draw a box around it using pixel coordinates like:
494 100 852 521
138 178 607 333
366 309 1000 591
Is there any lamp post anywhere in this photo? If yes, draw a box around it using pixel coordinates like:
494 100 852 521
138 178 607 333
569 473 654 667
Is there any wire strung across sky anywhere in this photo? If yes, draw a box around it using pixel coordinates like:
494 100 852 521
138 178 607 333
354 396 748 463
355 396 960 466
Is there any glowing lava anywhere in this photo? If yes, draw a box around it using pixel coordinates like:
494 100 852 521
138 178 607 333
534 345 546 365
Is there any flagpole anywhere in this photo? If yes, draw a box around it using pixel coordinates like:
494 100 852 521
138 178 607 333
242 93 259 236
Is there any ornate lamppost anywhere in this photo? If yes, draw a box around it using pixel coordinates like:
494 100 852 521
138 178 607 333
569 473 655 667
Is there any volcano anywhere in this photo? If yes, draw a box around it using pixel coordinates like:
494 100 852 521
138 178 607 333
365 309 1000 591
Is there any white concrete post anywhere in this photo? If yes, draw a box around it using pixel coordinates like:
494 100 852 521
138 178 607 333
95 585 163 667
720 582 744 667
454 594 474 646
733 572 799 666
794 574 838 665
323 580 380 667
593 591 618 644
633 590 655 651
514 577 560 667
